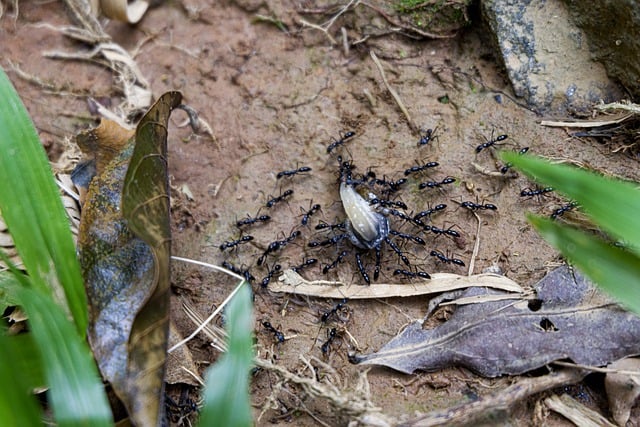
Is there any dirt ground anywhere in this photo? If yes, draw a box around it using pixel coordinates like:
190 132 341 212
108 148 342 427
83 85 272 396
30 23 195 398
3 1 640 425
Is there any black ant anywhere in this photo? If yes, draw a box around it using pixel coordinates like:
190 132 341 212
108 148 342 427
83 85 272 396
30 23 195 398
500 147 529 174
389 230 425 245
460 201 498 211
355 252 371 285
429 225 461 238
327 131 356 154
262 321 285 343
419 177 455 190
315 220 346 231
260 264 282 288
266 189 294 208
321 328 338 355
417 127 437 146
236 214 270 228
385 237 411 267
323 250 348 274
430 249 465 266
222 261 255 283
413 204 447 221
550 201 578 219
520 187 554 198
258 230 302 266
219 235 253 251
404 161 439 176
276 166 312 179
308 233 348 248
369 198 408 210
393 269 431 279
320 298 349 323
291 258 317 273
476 133 508 153
301 203 321 226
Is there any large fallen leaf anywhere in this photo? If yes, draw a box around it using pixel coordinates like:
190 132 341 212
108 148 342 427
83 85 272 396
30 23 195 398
76 91 182 425
352 266 640 377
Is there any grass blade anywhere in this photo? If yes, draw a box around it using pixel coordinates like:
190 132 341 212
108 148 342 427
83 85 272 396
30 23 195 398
0 68 87 333
0 333 43 426
199 283 254 427
16 284 113 426
529 214 640 314
501 152 640 253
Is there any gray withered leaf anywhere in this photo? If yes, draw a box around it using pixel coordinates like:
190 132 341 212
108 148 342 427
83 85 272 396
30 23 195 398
352 266 640 377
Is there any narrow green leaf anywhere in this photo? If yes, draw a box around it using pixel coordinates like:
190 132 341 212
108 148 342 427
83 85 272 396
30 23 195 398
502 152 640 254
0 68 87 334
199 284 254 427
529 214 640 315
0 333 43 426
16 285 113 427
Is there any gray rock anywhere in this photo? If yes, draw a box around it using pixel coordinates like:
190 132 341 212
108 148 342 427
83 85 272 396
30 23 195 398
564 0 640 101
482 0 624 114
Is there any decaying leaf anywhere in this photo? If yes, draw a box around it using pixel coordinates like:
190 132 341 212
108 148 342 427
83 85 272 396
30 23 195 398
352 266 640 377
76 92 182 426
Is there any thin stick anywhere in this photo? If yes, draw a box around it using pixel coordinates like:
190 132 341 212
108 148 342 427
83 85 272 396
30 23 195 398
168 256 246 353
468 211 481 276
369 50 418 134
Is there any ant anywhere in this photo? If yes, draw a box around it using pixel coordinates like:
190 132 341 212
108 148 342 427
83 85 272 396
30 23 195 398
430 249 465 266
413 204 447 221
429 225 461 238
369 198 408 210
355 252 371 285
327 131 356 154
385 237 411 267
291 258 317 273
258 230 302 265
260 264 281 288
460 201 498 211
321 328 338 355
320 298 349 323
262 321 285 343
308 233 348 248
476 133 508 153
500 147 529 174
315 220 346 231
301 203 321 226
393 269 431 279
419 177 455 190
266 189 294 208
276 166 312 179
219 235 253 251
389 230 425 245
550 201 578 219
520 187 554 198
323 250 348 274
222 261 255 283
417 127 437 146
404 161 439 176
236 214 270 228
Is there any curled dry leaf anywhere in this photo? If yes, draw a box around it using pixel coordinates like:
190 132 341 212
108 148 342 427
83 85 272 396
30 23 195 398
352 266 640 377
76 92 182 426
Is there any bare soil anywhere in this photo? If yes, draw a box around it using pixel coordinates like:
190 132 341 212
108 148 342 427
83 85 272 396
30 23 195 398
2 1 639 425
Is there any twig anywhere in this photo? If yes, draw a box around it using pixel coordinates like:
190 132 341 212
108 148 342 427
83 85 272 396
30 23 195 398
468 210 481 276
168 256 247 353
401 369 588 426
370 50 418 134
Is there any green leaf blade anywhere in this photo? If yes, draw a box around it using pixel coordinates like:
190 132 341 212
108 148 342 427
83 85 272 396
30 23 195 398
199 284 254 427
17 285 113 427
0 68 87 334
529 214 640 315
502 152 640 253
